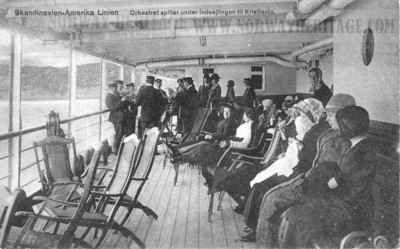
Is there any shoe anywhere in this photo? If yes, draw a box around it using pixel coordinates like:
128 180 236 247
242 226 252 233
233 205 244 214
240 231 256 242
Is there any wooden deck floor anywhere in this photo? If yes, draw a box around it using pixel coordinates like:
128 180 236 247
97 152 257 249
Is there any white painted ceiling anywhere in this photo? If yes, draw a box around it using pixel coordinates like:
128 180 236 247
0 0 333 66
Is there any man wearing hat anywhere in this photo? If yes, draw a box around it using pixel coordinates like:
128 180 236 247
155 78 168 102
242 78 259 110
207 73 222 108
204 73 222 132
199 75 211 107
225 80 236 104
174 77 200 134
122 82 137 136
135 75 166 138
308 68 332 107
105 81 124 152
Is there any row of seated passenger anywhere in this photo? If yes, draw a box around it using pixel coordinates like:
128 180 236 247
167 93 394 248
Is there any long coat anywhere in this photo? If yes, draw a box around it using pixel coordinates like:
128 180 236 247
105 92 123 124
278 138 377 248
135 85 165 123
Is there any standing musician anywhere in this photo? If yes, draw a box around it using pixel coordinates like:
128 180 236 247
122 82 137 136
135 75 166 138
105 81 124 152
199 74 212 107
174 77 200 135
205 73 222 132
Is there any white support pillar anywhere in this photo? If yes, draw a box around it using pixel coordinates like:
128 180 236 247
99 59 107 141
67 47 77 137
119 64 124 81
8 33 22 190
131 67 136 83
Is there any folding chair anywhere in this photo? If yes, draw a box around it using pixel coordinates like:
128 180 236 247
10 149 102 249
207 129 282 222
33 136 82 202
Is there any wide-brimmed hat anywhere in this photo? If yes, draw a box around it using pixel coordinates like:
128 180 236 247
210 73 220 81
326 94 356 112
291 98 325 123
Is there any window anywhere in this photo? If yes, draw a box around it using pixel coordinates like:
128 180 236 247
124 66 134 83
250 65 265 90
106 62 121 84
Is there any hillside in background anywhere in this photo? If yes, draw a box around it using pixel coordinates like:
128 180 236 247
0 63 119 100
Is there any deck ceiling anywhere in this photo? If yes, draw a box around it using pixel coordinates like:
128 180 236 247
0 0 333 66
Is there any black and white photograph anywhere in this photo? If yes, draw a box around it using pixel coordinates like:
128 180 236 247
0 0 398 248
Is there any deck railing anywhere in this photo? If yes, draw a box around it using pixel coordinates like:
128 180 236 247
0 109 112 195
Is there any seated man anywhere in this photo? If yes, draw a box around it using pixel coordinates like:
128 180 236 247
254 95 359 247
277 105 376 248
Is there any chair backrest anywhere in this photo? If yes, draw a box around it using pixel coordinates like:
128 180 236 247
34 136 77 186
107 134 142 195
129 127 160 200
62 149 102 236
262 128 282 167
182 107 212 142
0 186 26 248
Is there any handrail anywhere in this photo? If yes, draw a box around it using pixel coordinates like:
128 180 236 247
0 109 110 141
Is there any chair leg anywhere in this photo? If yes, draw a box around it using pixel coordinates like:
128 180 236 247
208 192 214 223
93 229 107 249
131 201 158 220
173 163 179 186
117 226 146 249
217 192 225 211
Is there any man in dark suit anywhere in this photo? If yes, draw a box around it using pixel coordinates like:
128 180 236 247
135 76 166 138
205 73 222 132
175 77 200 134
122 82 137 136
309 68 333 106
105 81 124 152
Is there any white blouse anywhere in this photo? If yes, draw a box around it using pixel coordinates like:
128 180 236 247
230 120 253 149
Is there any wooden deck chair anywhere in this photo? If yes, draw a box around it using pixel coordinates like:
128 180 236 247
9 149 102 249
30 138 144 249
33 136 82 201
74 133 146 249
207 129 282 222
173 106 212 144
117 127 161 225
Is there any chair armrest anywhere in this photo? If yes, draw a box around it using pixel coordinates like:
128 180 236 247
15 211 79 224
32 196 79 207
91 185 107 189
131 177 147 181
90 190 124 197
97 167 114 172
51 181 82 187
231 153 264 161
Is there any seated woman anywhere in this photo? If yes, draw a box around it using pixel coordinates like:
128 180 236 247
239 98 329 242
170 108 257 187
278 105 376 248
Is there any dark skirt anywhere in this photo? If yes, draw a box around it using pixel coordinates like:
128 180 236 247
178 141 225 168
216 163 263 198
243 175 289 230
